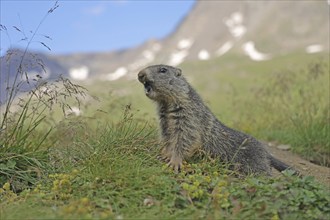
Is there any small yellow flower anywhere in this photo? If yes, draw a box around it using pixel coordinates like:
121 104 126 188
63 205 75 214
218 180 227 187
59 179 71 188
53 179 59 186
193 181 200 187
190 185 198 191
223 191 230 198
192 192 198 198
100 211 111 219
182 183 189 190
39 192 46 197
3 182 10 191
271 213 280 220
205 176 212 183
81 197 89 205
71 169 79 176
77 206 87 214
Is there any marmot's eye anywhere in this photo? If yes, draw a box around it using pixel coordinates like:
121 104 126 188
160 67 167 73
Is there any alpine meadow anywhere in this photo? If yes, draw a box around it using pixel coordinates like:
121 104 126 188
1 1 329 219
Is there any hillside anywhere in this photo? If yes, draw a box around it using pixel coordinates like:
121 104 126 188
0 48 68 103
1 0 328 86
55 0 329 79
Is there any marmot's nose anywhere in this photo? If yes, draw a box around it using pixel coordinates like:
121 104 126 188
138 71 146 82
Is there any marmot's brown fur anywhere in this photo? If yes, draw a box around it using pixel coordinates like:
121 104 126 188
138 64 292 175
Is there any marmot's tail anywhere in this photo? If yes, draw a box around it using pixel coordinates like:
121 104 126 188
269 155 299 175
270 156 290 171
269 155 301 176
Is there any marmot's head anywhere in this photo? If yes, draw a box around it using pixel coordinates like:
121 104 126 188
138 65 189 102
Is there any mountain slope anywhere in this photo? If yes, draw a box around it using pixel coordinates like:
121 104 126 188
1 1 329 84
61 0 328 77
158 0 329 63
0 49 68 103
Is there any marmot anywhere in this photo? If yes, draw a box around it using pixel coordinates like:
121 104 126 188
138 64 292 175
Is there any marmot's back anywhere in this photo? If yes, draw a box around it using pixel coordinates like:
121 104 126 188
138 64 291 175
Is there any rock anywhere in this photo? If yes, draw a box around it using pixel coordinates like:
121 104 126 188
143 198 155 207
277 144 291 151
267 142 275 147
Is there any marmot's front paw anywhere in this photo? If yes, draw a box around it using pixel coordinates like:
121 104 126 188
167 155 183 173
157 146 172 162
156 155 170 162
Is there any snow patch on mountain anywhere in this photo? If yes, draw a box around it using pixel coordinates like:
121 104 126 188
305 44 324 54
129 43 162 71
224 12 246 39
242 41 271 61
177 38 194 50
129 50 154 70
168 50 189 66
198 50 210 60
216 41 233 56
168 38 194 66
151 43 162 52
106 67 128 81
69 66 89 81
142 50 154 61
65 106 82 116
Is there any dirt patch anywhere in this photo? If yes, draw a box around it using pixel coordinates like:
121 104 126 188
266 144 330 186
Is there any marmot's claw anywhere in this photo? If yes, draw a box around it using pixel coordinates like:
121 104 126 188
157 155 170 162
167 158 183 173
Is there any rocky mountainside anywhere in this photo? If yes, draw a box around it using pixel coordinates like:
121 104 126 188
1 0 329 88
57 0 328 81
159 0 329 62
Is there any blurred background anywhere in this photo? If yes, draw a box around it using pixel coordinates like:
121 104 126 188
1 0 328 82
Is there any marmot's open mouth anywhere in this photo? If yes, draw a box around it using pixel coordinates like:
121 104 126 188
144 81 152 94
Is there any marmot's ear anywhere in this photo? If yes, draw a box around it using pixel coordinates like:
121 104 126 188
175 68 182 77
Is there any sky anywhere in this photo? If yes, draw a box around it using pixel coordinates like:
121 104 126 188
0 0 196 55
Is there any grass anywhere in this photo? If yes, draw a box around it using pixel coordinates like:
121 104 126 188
1 113 329 219
241 61 329 165
0 0 85 193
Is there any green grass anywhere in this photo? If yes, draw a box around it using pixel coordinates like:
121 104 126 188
1 114 329 219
